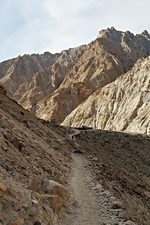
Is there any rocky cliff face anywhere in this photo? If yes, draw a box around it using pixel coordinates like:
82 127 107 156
0 27 150 134
62 57 150 135
0 80 150 225
35 27 150 124
0 46 85 112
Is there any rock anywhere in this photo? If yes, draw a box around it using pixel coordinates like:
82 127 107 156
44 194 63 213
110 196 117 202
0 28 150 135
72 149 83 154
10 219 24 225
3 133 23 151
103 190 111 197
0 181 7 192
34 222 42 225
0 86 6 95
29 179 42 192
43 180 69 205
1 28 150 134
115 209 127 219
72 200 79 207
0 46 85 113
111 201 123 209
12 137 23 151
143 190 150 199
32 197 39 205
22 119 30 128
94 183 104 191
37 29 150 126
0 27 150 225
62 57 150 135
125 221 137 225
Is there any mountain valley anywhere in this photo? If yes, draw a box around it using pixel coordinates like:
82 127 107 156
0 27 150 225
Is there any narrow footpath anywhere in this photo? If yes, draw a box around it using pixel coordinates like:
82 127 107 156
60 129 136 225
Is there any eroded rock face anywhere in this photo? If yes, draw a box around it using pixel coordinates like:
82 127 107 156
0 47 85 112
36 28 150 123
0 27 150 134
44 180 69 199
62 57 150 135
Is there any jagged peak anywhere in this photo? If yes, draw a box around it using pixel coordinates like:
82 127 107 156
124 30 134 37
97 27 149 39
97 26 121 38
97 27 126 45
141 30 150 39
97 27 150 46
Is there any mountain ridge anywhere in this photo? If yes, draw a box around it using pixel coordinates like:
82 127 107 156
0 27 150 134
35 28 150 129
0 26 150 224
0 85 150 225
62 56 150 135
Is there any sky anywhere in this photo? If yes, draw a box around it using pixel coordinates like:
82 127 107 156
0 0 149 62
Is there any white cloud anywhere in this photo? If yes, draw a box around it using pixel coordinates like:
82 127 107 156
0 0 150 62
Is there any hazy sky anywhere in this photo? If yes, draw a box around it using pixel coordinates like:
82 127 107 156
0 0 149 62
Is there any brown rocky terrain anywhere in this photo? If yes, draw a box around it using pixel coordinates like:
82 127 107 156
0 86 150 225
0 28 150 136
0 86 72 225
35 27 150 125
0 26 150 225
71 128 150 225
0 46 85 112
62 56 150 135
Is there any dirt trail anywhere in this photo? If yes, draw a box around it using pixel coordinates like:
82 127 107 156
61 129 136 225
68 153 100 225
62 153 130 225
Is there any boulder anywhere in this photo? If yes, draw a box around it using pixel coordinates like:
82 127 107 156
111 201 123 209
43 180 69 205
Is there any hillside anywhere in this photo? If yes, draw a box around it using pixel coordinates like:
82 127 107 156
72 129 150 225
0 86 150 225
0 86 72 225
0 28 150 135
35 27 150 124
62 57 150 135
0 46 85 112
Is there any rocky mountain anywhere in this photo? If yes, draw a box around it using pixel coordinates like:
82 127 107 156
62 57 150 135
1 25 150 225
35 27 150 124
0 86 150 225
0 46 85 112
0 27 150 134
